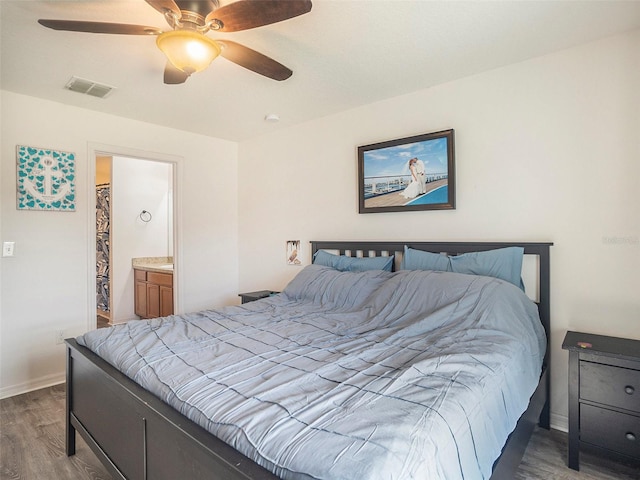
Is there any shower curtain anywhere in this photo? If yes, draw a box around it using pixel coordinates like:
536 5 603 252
96 184 110 313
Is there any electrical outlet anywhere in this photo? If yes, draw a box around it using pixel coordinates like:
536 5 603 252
55 330 67 345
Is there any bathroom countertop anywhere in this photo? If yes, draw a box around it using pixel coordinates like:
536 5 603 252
132 256 173 274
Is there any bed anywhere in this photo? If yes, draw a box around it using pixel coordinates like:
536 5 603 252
66 240 552 479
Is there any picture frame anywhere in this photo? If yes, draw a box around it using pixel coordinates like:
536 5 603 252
286 240 302 265
358 129 455 214
17 144 76 211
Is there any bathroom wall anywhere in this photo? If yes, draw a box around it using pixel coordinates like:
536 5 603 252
111 156 173 323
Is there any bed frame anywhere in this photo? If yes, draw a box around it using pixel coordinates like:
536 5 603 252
66 240 552 480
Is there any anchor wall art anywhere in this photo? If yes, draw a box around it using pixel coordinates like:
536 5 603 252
17 145 76 211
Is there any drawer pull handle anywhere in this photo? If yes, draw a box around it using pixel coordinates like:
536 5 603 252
624 385 635 395
625 432 636 441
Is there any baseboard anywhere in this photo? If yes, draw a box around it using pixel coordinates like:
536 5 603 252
550 412 568 433
0 372 65 399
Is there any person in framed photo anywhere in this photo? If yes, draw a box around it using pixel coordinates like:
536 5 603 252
400 158 421 199
415 157 427 194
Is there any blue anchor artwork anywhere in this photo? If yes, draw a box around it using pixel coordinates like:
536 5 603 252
17 145 76 211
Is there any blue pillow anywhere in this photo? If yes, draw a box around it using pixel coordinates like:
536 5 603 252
400 245 525 290
401 246 450 271
313 250 394 272
449 247 524 289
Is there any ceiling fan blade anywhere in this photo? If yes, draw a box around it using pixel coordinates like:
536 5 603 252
207 0 312 32
219 40 292 81
38 19 163 35
164 62 189 84
145 0 181 17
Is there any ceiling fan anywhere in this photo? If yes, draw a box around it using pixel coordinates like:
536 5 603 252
38 0 312 84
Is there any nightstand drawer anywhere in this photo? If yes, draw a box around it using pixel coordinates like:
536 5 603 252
581 404 640 459
580 361 640 412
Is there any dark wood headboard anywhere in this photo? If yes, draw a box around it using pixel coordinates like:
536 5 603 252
310 240 553 377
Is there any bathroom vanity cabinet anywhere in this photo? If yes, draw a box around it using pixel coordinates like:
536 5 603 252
134 269 174 319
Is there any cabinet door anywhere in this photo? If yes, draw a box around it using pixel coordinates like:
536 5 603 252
135 280 148 318
159 285 174 317
146 283 161 319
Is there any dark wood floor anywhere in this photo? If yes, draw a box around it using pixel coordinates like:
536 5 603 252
1 385 109 480
515 424 639 480
1 384 638 479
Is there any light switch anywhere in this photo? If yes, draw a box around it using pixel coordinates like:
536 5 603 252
3 242 15 257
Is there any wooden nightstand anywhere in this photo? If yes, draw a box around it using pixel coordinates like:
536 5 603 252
239 290 279 304
562 331 640 470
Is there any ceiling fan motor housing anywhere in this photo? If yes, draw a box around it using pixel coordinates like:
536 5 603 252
174 0 220 18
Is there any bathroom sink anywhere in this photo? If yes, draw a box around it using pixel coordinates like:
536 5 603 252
155 264 173 270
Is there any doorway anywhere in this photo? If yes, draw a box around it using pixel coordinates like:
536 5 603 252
89 144 180 330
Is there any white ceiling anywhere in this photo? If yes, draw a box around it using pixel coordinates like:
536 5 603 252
2 0 640 142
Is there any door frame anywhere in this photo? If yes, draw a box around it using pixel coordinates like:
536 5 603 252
87 142 183 331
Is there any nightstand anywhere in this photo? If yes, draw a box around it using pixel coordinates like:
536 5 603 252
562 331 640 470
239 290 279 304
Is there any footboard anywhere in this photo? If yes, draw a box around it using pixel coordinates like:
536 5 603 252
65 339 277 480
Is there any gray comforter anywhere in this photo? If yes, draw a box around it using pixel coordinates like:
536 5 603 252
78 265 546 479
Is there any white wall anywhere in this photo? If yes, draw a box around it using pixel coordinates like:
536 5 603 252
111 156 172 322
0 91 239 397
238 30 640 430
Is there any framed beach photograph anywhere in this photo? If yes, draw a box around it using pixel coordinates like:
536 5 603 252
358 129 455 214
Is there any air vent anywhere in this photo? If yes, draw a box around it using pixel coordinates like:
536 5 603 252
64 76 116 99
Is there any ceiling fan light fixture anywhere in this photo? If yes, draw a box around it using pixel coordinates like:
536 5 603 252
156 30 221 75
